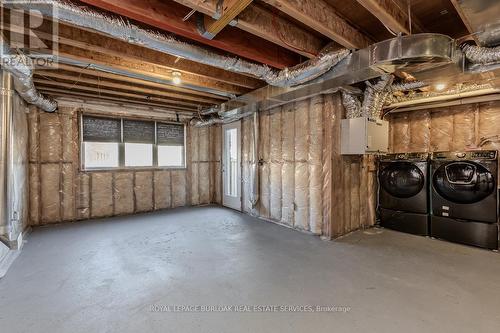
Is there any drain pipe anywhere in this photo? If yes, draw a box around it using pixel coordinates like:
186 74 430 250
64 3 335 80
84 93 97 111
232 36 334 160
0 36 57 112
0 71 13 246
249 111 259 210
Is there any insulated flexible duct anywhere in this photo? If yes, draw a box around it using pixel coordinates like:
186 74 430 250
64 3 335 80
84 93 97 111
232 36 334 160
361 74 394 118
391 80 427 92
341 91 362 119
462 44 500 65
0 36 57 112
192 117 225 127
9 0 350 88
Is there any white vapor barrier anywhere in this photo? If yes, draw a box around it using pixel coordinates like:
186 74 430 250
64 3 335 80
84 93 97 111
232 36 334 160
239 93 376 238
309 95 324 234
389 101 500 152
28 105 221 226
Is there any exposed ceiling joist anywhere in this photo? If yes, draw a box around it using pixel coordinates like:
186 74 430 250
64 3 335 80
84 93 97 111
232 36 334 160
355 0 425 35
2 7 264 88
55 44 251 96
39 88 197 113
78 0 301 68
201 0 254 39
35 79 198 111
261 0 372 49
173 0 324 58
5 23 252 97
52 64 228 101
34 71 214 107
450 0 481 44
54 25 262 89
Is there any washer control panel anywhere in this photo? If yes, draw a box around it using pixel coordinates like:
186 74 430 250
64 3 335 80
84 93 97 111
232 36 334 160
379 152 429 161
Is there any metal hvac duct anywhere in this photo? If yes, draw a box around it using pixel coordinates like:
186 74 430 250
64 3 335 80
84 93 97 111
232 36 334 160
0 36 57 112
218 33 455 116
451 0 500 47
6 0 348 88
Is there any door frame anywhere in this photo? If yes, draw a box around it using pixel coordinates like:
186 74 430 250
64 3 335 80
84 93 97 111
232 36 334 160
222 121 242 211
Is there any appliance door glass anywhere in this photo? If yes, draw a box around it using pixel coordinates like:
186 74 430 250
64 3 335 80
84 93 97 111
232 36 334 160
433 162 495 204
380 162 425 198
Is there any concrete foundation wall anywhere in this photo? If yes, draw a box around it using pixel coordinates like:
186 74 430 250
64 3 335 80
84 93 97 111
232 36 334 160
28 105 221 226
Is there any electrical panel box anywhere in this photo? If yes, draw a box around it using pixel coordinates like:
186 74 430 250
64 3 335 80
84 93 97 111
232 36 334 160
341 117 389 155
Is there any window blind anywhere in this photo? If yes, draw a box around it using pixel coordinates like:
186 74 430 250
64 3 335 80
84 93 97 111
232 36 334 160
123 119 155 144
157 123 185 146
82 116 121 143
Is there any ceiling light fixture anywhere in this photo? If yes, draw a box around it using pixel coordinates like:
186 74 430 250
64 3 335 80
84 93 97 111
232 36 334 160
435 83 446 91
172 71 182 85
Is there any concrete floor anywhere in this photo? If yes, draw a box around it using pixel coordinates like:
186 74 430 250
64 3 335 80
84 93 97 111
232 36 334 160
1 206 500 333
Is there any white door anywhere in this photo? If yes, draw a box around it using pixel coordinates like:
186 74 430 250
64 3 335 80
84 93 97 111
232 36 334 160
222 121 241 210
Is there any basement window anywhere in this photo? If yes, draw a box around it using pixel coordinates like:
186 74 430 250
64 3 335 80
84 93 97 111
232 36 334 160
157 122 185 167
123 119 155 167
81 115 185 170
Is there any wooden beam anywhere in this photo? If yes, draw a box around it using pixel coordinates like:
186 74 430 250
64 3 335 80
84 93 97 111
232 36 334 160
173 0 324 57
356 0 425 34
202 0 254 39
356 0 410 34
2 9 263 88
78 0 301 68
4 25 249 96
56 23 263 89
55 44 250 96
450 0 480 44
34 79 198 111
38 87 198 112
34 72 214 107
261 0 372 49
51 64 228 101
55 25 262 89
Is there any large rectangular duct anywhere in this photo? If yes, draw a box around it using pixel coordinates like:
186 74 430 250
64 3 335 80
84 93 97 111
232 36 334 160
219 34 456 116
452 0 500 47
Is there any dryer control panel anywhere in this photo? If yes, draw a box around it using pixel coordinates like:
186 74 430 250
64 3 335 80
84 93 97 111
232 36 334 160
432 151 497 161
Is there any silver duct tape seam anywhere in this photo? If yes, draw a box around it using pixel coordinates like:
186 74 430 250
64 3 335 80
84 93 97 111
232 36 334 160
8 0 349 88
462 44 500 65
0 36 57 112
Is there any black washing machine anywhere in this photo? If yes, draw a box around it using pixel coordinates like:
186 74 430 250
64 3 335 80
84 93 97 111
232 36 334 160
378 152 429 236
431 151 498 249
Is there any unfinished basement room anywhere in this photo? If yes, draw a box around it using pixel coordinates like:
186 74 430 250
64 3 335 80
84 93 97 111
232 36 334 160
1 0 500 332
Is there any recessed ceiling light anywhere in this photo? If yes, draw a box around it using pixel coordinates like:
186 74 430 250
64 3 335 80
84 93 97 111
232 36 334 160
172 71 182 85
435 83 446 91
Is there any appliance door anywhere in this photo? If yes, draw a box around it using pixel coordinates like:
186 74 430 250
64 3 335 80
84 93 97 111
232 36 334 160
379 161 428 213
432 161 497 222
